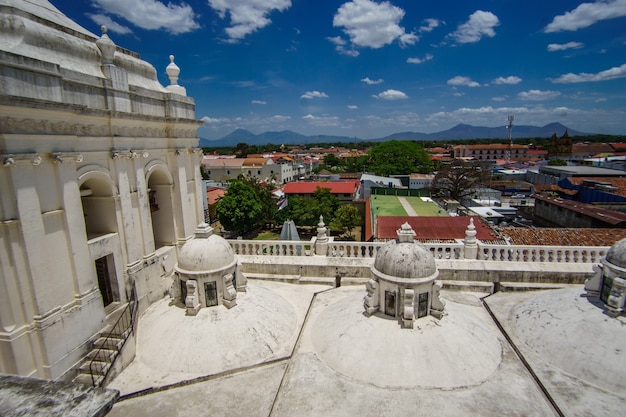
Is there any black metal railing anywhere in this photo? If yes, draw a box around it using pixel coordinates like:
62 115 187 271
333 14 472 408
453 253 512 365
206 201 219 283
89 282 138 387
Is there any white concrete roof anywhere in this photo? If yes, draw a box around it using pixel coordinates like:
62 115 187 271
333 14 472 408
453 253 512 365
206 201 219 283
106 281 626 416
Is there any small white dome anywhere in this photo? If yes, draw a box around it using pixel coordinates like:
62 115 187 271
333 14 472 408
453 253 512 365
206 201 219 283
373 240 437 279
177 224 235 273
372 222 437 280
604 237 626 271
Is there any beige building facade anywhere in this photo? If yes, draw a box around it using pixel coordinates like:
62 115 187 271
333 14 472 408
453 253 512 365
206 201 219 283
0 0 203 380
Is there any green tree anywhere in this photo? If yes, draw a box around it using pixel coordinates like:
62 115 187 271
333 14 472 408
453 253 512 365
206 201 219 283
330 204 362 237
216 179 263 234
323 153 342 168
287 187 341 227
367 140 433 176
235 175 278 227
433 160 490 200
548 158 568 166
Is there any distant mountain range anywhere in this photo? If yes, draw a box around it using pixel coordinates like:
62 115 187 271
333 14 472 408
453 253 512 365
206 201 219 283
199 122 589 147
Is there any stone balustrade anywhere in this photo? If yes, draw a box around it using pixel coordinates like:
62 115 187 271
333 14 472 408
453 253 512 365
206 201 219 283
228 238 607 265
477 244 607 263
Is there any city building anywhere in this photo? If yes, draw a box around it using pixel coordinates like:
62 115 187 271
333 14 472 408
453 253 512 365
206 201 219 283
546 130 573 158
452 143 528 161
201 156 297 184
282 180 361 202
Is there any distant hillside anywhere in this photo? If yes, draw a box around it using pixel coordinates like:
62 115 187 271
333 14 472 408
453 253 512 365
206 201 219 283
200 129 357 148
199 123 590 147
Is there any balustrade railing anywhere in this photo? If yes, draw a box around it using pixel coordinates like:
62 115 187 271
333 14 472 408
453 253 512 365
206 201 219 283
477 244 607 263
228 239 608 264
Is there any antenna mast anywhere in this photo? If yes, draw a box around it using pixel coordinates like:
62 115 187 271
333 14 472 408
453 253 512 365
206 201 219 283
506 115 514 162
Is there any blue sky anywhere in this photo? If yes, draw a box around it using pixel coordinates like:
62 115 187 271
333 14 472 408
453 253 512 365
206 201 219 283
49 0 626 140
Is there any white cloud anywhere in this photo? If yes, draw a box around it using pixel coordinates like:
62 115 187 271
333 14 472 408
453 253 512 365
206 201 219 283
447 76 481 87
492 96 507 102
419 18 441 33
92 0 199 34
251 100 267 105
547 42 584 52
208 0 291 40
545 0 626 32
201 116 231 124
333 0 418 49
492 76 522 85
300 91 329 99
327 36 360 56
372 89 409 100
269 115 290 122
347 105 358 109
449 10 499 44
302 114 341 126
517 90 562 101
407 54 433 64
551 63 626 83
87 14 133 35
361 77 384 85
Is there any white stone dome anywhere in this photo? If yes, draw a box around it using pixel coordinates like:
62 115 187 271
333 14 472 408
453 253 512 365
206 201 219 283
604 237 626 270
372 223 437 281
177 224 235 273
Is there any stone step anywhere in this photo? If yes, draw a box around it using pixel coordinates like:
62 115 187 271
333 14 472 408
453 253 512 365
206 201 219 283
101 325 132 340
298 276 366 286
73 372 103 387
87 348 117 363
93 336 124 352
440 280 494 293
244 273 301 283
79 360 110 376
497 282 572 292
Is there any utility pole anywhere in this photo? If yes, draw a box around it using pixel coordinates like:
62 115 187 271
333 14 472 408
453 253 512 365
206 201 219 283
506 115 514 163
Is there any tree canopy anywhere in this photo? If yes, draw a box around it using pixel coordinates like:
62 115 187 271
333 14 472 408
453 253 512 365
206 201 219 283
286 187 341 227
216 178 264 234
367 140 433 176
433 160 490 201
330 204 362 237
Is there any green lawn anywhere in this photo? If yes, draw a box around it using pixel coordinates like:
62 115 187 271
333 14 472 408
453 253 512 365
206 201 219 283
371 195 447 217
406 197 447 216
371 195 407 216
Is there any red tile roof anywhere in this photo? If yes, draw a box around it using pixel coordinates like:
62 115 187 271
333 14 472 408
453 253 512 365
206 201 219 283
566 177 626 197
572 143 614 156
206 187 225 205
534 184 578 196
499 227 626 246
283 180 360 194
243 158 269 166
376 216 499 241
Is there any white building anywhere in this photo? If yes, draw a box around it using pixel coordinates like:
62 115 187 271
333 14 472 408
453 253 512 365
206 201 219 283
408 173 434 190
202 156 297 184
0 0 203 381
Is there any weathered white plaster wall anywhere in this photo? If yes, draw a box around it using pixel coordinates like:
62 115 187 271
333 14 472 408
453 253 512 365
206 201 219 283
0 0 203 380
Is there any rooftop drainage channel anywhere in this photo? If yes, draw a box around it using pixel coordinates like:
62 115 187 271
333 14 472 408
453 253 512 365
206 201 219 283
268 285 336 416
481 295 565 417
117 356 290 402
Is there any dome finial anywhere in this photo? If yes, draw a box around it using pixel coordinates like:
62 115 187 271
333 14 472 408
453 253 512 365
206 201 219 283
96 25 116 65
397 222 416 243
165 54 187 96
166 55 180 86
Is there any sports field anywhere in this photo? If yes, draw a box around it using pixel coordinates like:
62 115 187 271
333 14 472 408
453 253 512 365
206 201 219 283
371 195 447 217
